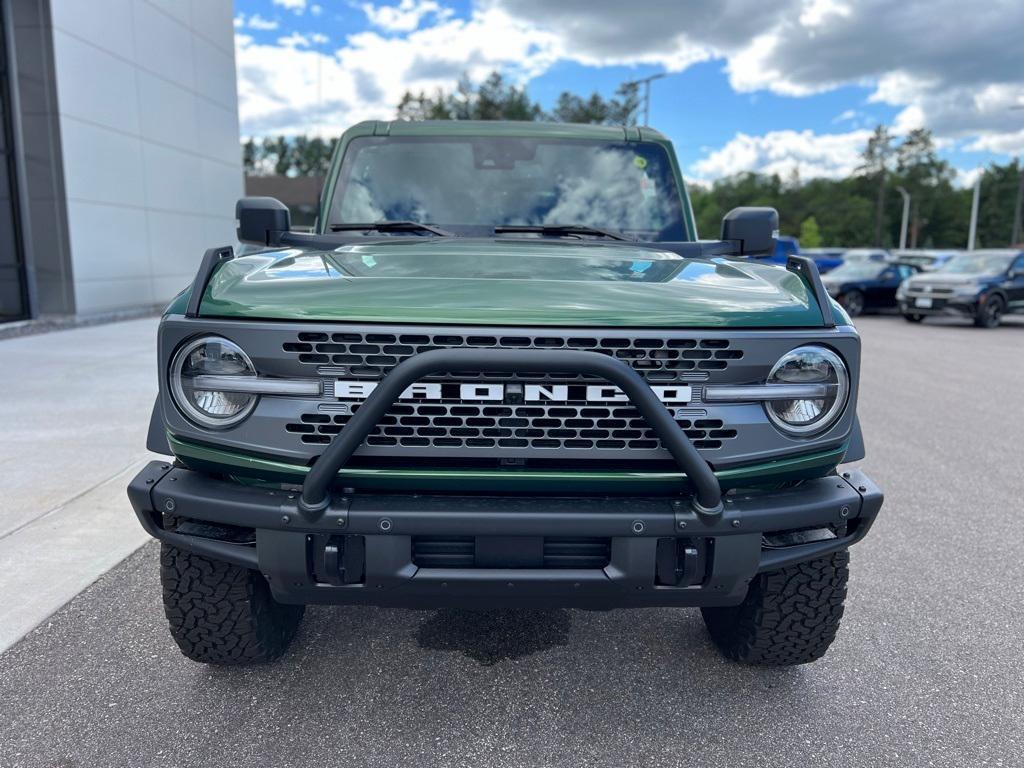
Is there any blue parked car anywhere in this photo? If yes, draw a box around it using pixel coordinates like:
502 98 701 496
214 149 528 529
765 237 843 273
800 247 845 274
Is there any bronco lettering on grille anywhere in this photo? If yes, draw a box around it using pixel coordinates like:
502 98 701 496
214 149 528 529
334 380 693 404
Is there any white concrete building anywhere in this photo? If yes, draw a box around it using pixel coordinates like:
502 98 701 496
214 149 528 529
1 0 242 322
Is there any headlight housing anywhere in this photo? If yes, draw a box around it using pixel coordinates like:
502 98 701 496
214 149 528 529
170 336 257 428
765 346 849 436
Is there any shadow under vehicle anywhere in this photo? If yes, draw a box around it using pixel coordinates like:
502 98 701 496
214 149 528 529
127 120 883 668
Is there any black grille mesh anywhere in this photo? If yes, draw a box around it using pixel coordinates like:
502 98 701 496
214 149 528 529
283 331 742 383
286 404 737 451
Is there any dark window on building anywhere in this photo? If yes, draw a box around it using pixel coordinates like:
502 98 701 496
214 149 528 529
0 9 28 322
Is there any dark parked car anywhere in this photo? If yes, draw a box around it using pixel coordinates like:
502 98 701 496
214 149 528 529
898 249 1024 328
822 261 919 317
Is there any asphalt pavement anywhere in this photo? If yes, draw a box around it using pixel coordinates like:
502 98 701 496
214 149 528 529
1 315 1022 768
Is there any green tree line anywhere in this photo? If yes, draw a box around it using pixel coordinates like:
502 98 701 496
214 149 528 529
691 127 1022 249
242 72 640 177
242 72 1023 249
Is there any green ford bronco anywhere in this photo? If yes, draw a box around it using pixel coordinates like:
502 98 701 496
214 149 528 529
128 120 882 666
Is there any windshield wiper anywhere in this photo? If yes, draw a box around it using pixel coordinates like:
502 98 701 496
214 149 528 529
494 224 632 241
329 220 453 236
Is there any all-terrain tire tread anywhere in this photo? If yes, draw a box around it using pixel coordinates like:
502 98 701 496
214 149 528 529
160 544 304 665
701 550 849 666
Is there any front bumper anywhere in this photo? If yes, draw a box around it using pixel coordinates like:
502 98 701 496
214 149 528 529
128 461 882 610
899 297 979 317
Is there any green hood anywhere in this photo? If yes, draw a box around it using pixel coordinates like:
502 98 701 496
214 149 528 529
196 239 835 327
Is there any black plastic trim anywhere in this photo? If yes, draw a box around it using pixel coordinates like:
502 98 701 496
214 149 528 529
787 255 836 328
185 246 233 318
145 399 171 455
126 461 882 609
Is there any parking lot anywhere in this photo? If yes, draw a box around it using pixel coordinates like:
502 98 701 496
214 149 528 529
1 315 1022 768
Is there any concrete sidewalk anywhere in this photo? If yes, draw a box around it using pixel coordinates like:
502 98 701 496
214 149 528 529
0 318 160 651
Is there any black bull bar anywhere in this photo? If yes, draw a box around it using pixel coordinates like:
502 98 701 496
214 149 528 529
296 348 724 517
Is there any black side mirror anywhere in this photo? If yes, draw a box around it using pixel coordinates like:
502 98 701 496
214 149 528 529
236 196 291 245
721 207 779 256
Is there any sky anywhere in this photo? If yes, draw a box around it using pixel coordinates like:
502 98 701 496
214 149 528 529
233 0 1024 186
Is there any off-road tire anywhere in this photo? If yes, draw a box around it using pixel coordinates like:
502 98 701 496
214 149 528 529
903 313 924 323
838 290 864 317
974 295 1004 328
701 550 849 666
160 544 304 665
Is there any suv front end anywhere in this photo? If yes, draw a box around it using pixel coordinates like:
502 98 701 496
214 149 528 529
128 121 882 667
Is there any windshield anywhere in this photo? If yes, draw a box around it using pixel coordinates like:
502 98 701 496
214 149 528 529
939 253 1013 275
327 136 687 240
827 263 886 280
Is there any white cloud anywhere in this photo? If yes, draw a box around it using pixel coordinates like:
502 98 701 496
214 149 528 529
490 0 1024 157
244 13 280 31
832 108 861 124
799 0 852 28
311 4 323 15
235 5 562 136
954 167 984 189
965 130 1024 157
691 129 873 181
277 32 311 48
272 0 307 13
361 0 454 33
235 0 1024 162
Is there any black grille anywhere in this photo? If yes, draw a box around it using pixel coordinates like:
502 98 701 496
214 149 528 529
286 405 737 451
283 332 742 383
411 537 611 569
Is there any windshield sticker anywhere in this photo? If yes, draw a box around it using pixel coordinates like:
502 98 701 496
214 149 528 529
633 155 648 169
630 260 653 274
361 254 377 269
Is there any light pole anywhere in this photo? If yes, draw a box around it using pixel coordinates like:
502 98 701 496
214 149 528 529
1012 157 1023 245
623 73 667 126
895 186 910 250
967 172 982 250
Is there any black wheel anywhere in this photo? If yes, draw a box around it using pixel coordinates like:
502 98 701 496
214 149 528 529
839 290 865 317
701 551 849 666
903 313 924 323
160 544 304 665
974 295 1004 328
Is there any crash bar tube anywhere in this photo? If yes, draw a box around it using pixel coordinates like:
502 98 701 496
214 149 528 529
298 348 724 517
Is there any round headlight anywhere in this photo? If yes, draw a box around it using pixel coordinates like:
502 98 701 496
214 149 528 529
765 346 849 436
170 336 257 428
